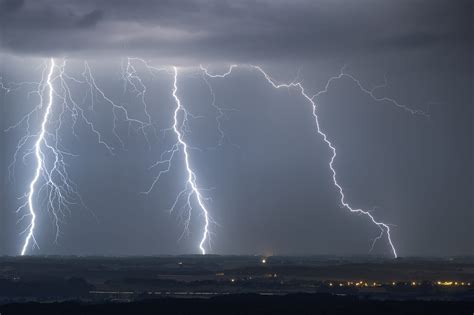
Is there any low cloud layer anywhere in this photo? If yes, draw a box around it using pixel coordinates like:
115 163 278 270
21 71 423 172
0 0 471 63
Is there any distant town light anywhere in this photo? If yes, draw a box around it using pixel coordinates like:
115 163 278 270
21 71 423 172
438 281 453 286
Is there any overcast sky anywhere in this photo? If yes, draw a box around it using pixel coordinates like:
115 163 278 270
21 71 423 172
0 0 472 256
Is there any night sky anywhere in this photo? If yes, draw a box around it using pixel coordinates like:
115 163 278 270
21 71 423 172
0 0 472 256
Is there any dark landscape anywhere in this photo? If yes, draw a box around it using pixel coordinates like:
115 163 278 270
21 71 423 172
0 255 473 314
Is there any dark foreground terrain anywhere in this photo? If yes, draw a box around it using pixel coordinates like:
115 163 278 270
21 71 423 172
0 255 473 314
1 294 473 315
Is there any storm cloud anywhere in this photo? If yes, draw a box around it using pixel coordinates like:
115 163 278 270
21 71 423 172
0 0 471 63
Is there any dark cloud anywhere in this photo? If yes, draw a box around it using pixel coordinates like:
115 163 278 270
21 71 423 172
0 0 471 62
0 0 25 12
76 10 104 28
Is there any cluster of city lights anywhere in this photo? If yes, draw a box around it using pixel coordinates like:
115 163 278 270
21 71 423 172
326 281 472 287
225 279 473 287
436 281 471 287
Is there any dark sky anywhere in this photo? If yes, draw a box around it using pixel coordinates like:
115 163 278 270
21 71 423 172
0 0 472 256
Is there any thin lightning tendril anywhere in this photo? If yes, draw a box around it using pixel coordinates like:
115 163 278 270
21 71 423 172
120 57 171 147
81 61 152 151
201 73 239 149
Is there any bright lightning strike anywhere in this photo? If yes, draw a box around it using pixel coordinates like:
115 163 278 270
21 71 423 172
143 66 212 255
19 58 56 255
171 67 211 254
9 58 95 255
6 57 152 255
201 64 426 258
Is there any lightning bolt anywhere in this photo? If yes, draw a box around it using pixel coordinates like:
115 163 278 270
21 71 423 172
201 64 426 258
171 67 211 254
9 58 95 255
19 58 56 255
143 66 212 255
120 59 216 254
6 57 154 255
